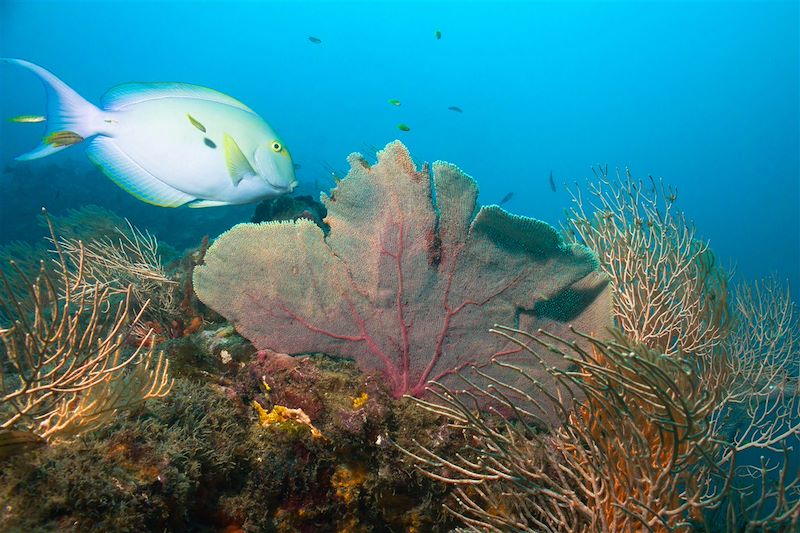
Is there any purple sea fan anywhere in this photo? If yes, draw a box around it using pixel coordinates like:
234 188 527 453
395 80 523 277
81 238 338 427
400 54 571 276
193 141 611 399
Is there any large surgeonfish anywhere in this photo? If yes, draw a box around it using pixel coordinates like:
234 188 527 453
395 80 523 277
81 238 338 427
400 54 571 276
1 58 297 207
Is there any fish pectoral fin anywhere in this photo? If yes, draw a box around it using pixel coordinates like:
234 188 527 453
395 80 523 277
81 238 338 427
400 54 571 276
86 136 195 207
223 132 255 186
188 199 232 208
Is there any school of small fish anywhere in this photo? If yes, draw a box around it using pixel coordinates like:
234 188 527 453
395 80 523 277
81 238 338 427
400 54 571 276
376 29 462 134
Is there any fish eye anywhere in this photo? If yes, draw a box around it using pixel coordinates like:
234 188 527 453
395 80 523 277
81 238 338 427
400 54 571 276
271 141 282 152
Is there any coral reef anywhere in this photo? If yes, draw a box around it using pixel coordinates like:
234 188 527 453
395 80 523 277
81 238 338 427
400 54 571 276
194 141 611 399
0 335 463 532
2 150 794 531
0 197 467 529
0 379 250 532
401 169 800 531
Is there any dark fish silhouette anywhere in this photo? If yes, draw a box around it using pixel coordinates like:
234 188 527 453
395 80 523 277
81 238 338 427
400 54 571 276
549 170 556 192
0 430 45 459
435 29 442 40
308 36 322 44
321 161 345 184
499 192 514 205
447 106 463 113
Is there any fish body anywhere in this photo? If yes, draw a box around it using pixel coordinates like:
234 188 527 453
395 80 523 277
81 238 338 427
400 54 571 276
447 106 463 113
435 29 442 39
387 99 401 106
1 58 297 207
308 36 322 44
549 170 556 192
103 96 291 204
499 191 514 205
397 123 411 131
8 114 45 123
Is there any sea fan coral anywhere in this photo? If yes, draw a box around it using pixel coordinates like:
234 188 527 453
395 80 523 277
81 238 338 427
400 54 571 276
194 141 611 398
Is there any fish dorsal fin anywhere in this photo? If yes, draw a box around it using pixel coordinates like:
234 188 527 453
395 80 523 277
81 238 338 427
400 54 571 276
223 133 255 185
101 82 254 113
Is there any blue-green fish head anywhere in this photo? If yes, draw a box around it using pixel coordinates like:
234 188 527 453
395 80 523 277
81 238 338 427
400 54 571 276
255 138 298 193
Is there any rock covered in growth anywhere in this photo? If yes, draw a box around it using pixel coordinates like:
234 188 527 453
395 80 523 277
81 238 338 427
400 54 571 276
250 194 328 231
194 141 611 398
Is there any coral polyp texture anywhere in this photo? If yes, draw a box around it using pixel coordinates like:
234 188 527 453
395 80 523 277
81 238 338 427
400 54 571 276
194 141 611 398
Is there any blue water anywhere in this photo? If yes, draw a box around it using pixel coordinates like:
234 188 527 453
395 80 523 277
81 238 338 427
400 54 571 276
1 0 798 289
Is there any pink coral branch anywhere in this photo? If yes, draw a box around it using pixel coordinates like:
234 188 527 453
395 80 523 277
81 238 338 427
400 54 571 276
278 298 402 393
380 222 412 394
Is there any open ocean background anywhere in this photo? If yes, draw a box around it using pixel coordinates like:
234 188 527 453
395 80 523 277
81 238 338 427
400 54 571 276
0 0 798 291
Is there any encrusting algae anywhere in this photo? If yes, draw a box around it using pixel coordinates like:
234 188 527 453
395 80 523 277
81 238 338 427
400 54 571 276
352 392 369 410
252 402 323 439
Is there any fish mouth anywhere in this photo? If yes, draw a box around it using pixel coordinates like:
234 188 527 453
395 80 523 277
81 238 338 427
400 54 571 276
266 178 298 193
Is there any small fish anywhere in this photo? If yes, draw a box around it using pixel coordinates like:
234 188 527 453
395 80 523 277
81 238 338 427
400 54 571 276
397 124 411 132
447 106 463 113
0 430 46 459
8 114 45 123
435 29 442 40
293 163 302 170
1 58 297 207
44 130 84 147
187 113 206 132
308 36 322 44
387 99 401 106
549 170 556 192
499 191 514 205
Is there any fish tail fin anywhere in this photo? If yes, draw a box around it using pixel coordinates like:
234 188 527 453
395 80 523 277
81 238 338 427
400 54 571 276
1 58 104 161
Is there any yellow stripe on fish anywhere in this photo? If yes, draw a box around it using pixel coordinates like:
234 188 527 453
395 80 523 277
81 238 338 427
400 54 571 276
187 113 206 132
